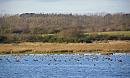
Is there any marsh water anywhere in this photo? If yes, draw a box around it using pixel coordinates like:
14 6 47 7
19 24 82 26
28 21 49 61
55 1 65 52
0 53 130 78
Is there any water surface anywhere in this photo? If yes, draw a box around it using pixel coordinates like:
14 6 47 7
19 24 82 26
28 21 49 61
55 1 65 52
0 53 130 78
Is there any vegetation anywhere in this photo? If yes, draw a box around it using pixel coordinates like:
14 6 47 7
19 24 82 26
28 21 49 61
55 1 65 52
0 13 130 54
0 31 130 43
0 41 130 54
86 31 130 36
0 13 130 43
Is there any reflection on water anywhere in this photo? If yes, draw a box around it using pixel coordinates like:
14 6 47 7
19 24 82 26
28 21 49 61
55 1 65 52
0 53 130 78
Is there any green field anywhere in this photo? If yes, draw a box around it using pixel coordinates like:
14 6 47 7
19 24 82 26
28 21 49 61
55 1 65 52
40 31 130 36
37 31 130 37
85 31 130 36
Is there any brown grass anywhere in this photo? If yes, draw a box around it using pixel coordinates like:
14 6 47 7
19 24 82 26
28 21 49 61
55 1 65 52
0 40 130 54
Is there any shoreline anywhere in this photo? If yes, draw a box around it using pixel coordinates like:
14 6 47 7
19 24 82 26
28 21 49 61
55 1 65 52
0 52 130 56
0 40 130 54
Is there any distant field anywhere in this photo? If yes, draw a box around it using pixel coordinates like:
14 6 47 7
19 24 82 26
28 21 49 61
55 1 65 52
0 40 130 54
41 31 130 36
85 31 130 36
37 31 130 37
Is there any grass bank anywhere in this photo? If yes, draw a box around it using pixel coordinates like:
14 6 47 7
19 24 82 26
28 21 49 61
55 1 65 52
85 31 130 36
0 40 130 54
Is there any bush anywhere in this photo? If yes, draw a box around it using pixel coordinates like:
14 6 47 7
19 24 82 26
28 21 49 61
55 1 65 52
0 36 7 43
0 33 130 43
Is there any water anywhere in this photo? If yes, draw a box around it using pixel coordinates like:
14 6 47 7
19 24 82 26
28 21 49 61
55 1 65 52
0 53 130 78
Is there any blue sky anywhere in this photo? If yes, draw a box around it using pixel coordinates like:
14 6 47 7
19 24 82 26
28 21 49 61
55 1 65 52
0 0 130 14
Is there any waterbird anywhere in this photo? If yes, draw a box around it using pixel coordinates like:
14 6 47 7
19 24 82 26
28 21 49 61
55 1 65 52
6 58 11 63
33 59 38 61
68 59 71 61
104 57 113 61
80 63 82 65
53 58 57 62
15 59 20 62
0 58 2 60
64 60 67 62
118 60 122 63
77 59 80 62
15 56 21 62
48 63 51 65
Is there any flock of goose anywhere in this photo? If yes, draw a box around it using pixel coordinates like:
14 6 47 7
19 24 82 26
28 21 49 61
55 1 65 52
0 53 129 78
0 54 123 66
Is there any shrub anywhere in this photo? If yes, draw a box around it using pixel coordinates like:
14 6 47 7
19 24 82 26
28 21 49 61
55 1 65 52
0 35 7 43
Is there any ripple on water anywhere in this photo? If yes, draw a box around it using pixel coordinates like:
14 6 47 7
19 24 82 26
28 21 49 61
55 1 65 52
0 53 130 78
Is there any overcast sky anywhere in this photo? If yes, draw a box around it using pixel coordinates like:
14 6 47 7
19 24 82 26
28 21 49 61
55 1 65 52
0 0 130 14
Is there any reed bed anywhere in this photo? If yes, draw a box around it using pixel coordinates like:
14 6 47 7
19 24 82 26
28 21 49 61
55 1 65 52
0 40 130 54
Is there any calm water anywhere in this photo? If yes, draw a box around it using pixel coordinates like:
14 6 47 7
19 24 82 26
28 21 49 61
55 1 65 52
0 53 130 78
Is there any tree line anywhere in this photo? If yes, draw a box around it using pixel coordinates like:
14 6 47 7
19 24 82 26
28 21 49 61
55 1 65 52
0 13 130 43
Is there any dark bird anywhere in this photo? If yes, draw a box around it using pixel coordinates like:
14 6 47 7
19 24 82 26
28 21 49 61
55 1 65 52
0 58 2 60
118 60 122 63
33 59 38 61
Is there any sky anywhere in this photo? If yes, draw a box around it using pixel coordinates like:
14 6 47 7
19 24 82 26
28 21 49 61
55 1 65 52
0 0 130 14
